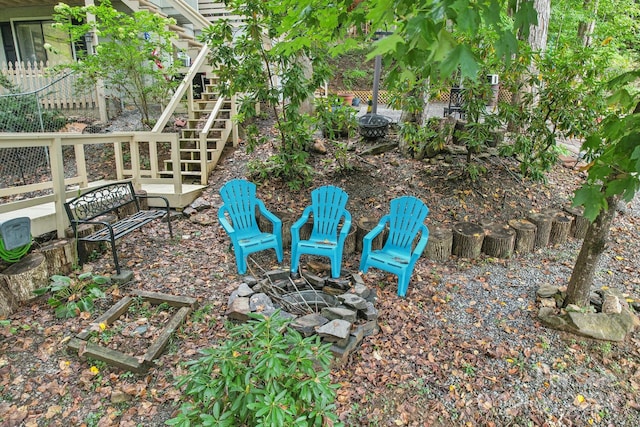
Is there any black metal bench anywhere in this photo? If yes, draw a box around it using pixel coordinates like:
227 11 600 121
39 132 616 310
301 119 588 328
64 181 173 274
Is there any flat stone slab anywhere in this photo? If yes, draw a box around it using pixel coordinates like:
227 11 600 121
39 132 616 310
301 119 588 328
291 313 329 336
317 319 351 342
339 293 368 310
321 307 357 323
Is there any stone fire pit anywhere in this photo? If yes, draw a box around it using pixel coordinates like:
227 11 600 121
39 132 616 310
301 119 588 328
226 269 379 363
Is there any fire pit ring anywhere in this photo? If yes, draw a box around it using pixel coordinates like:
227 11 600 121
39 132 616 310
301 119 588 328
281 290 337 311
358 113 390 139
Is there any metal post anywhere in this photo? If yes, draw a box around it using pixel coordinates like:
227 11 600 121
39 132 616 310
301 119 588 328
372 55 382 115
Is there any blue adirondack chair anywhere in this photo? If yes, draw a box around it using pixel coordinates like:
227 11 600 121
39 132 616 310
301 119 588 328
359 196 430 297
218 179 283 275
291 186 352 278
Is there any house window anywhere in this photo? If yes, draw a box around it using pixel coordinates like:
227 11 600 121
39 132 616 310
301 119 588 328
13 20 76 65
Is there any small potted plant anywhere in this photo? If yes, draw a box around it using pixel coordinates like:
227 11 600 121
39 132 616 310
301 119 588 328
341 69 368 106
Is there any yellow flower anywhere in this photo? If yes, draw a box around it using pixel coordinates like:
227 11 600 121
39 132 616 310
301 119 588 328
90 366 100 375
99 322 107 331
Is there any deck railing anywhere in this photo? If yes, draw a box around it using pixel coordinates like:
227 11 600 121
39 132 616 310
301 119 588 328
0 132 181 238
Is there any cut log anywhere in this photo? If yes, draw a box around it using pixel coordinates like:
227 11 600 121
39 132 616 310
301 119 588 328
343 224 357 255
527 211 554 249
0 284 17 317
65 214 117 263
356 217 386 252
549 211 573 246
425 225 453 262
0 253 48 311
39 239 77 277
259 211 295 249
564 205 590 239
482 223 516 258
452 222 484 259
508 219 537 254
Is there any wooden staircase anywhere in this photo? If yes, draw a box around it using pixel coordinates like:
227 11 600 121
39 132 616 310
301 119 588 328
161 75 235 182
123 0 239 185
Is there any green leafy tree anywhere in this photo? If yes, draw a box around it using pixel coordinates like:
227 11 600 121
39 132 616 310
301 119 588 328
565 71 640 307
52 0 181 128
498 43 612 179
200 0 350 189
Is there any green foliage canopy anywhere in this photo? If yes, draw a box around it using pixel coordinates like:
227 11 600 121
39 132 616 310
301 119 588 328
52 0 181 127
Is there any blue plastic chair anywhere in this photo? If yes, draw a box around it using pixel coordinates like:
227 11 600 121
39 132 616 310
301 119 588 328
218 179 283 275
359 196 430 297
290 186 352 278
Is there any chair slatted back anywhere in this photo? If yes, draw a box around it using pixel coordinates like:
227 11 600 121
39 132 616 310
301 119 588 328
310 186 349 240
385 196 429 252
219 179 260 237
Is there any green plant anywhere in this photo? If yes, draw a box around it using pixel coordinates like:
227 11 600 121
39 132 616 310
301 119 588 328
341 68 368 90
200 0 349 189
316 96 358 140
34 272 110 318
0 77 67 132
166 311 342 427
600 341 613 355
52 0 181 128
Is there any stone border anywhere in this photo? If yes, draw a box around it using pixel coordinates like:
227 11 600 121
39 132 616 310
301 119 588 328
68 290 197 373
536 284 640 342
226 269 379 365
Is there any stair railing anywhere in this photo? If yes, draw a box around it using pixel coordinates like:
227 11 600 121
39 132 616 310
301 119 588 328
152 45 210 133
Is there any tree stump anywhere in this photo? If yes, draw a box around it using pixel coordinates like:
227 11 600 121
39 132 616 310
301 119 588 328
259 211 295 249
564 205 590 239
508 219 537 254
425 225 453 262
549 211 573 246
482 223 516 258
39 239 77 276
0 253 48 307
65 214 117 263
343 224 358 255
356 217 386 252
299 220 314 241
452 222 484 259
527 211 554 249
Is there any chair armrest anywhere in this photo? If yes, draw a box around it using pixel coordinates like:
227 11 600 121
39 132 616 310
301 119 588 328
411 224 430 261
337 211 352 245
257 200 282 235
291 206 313 237
217 205 235 235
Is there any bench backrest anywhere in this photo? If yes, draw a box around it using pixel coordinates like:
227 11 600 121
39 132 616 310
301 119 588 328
65 181 139 223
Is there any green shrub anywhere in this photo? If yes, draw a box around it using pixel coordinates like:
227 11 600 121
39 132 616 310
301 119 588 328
316 95 357 140
166 311 342 427
34 272 110 318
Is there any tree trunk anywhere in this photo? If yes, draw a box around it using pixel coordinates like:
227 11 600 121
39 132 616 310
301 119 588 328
565 195 618 307
527 0 551 102
528 0 551 53
482 223 516 258
577 0 599 47
508 218 537 254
